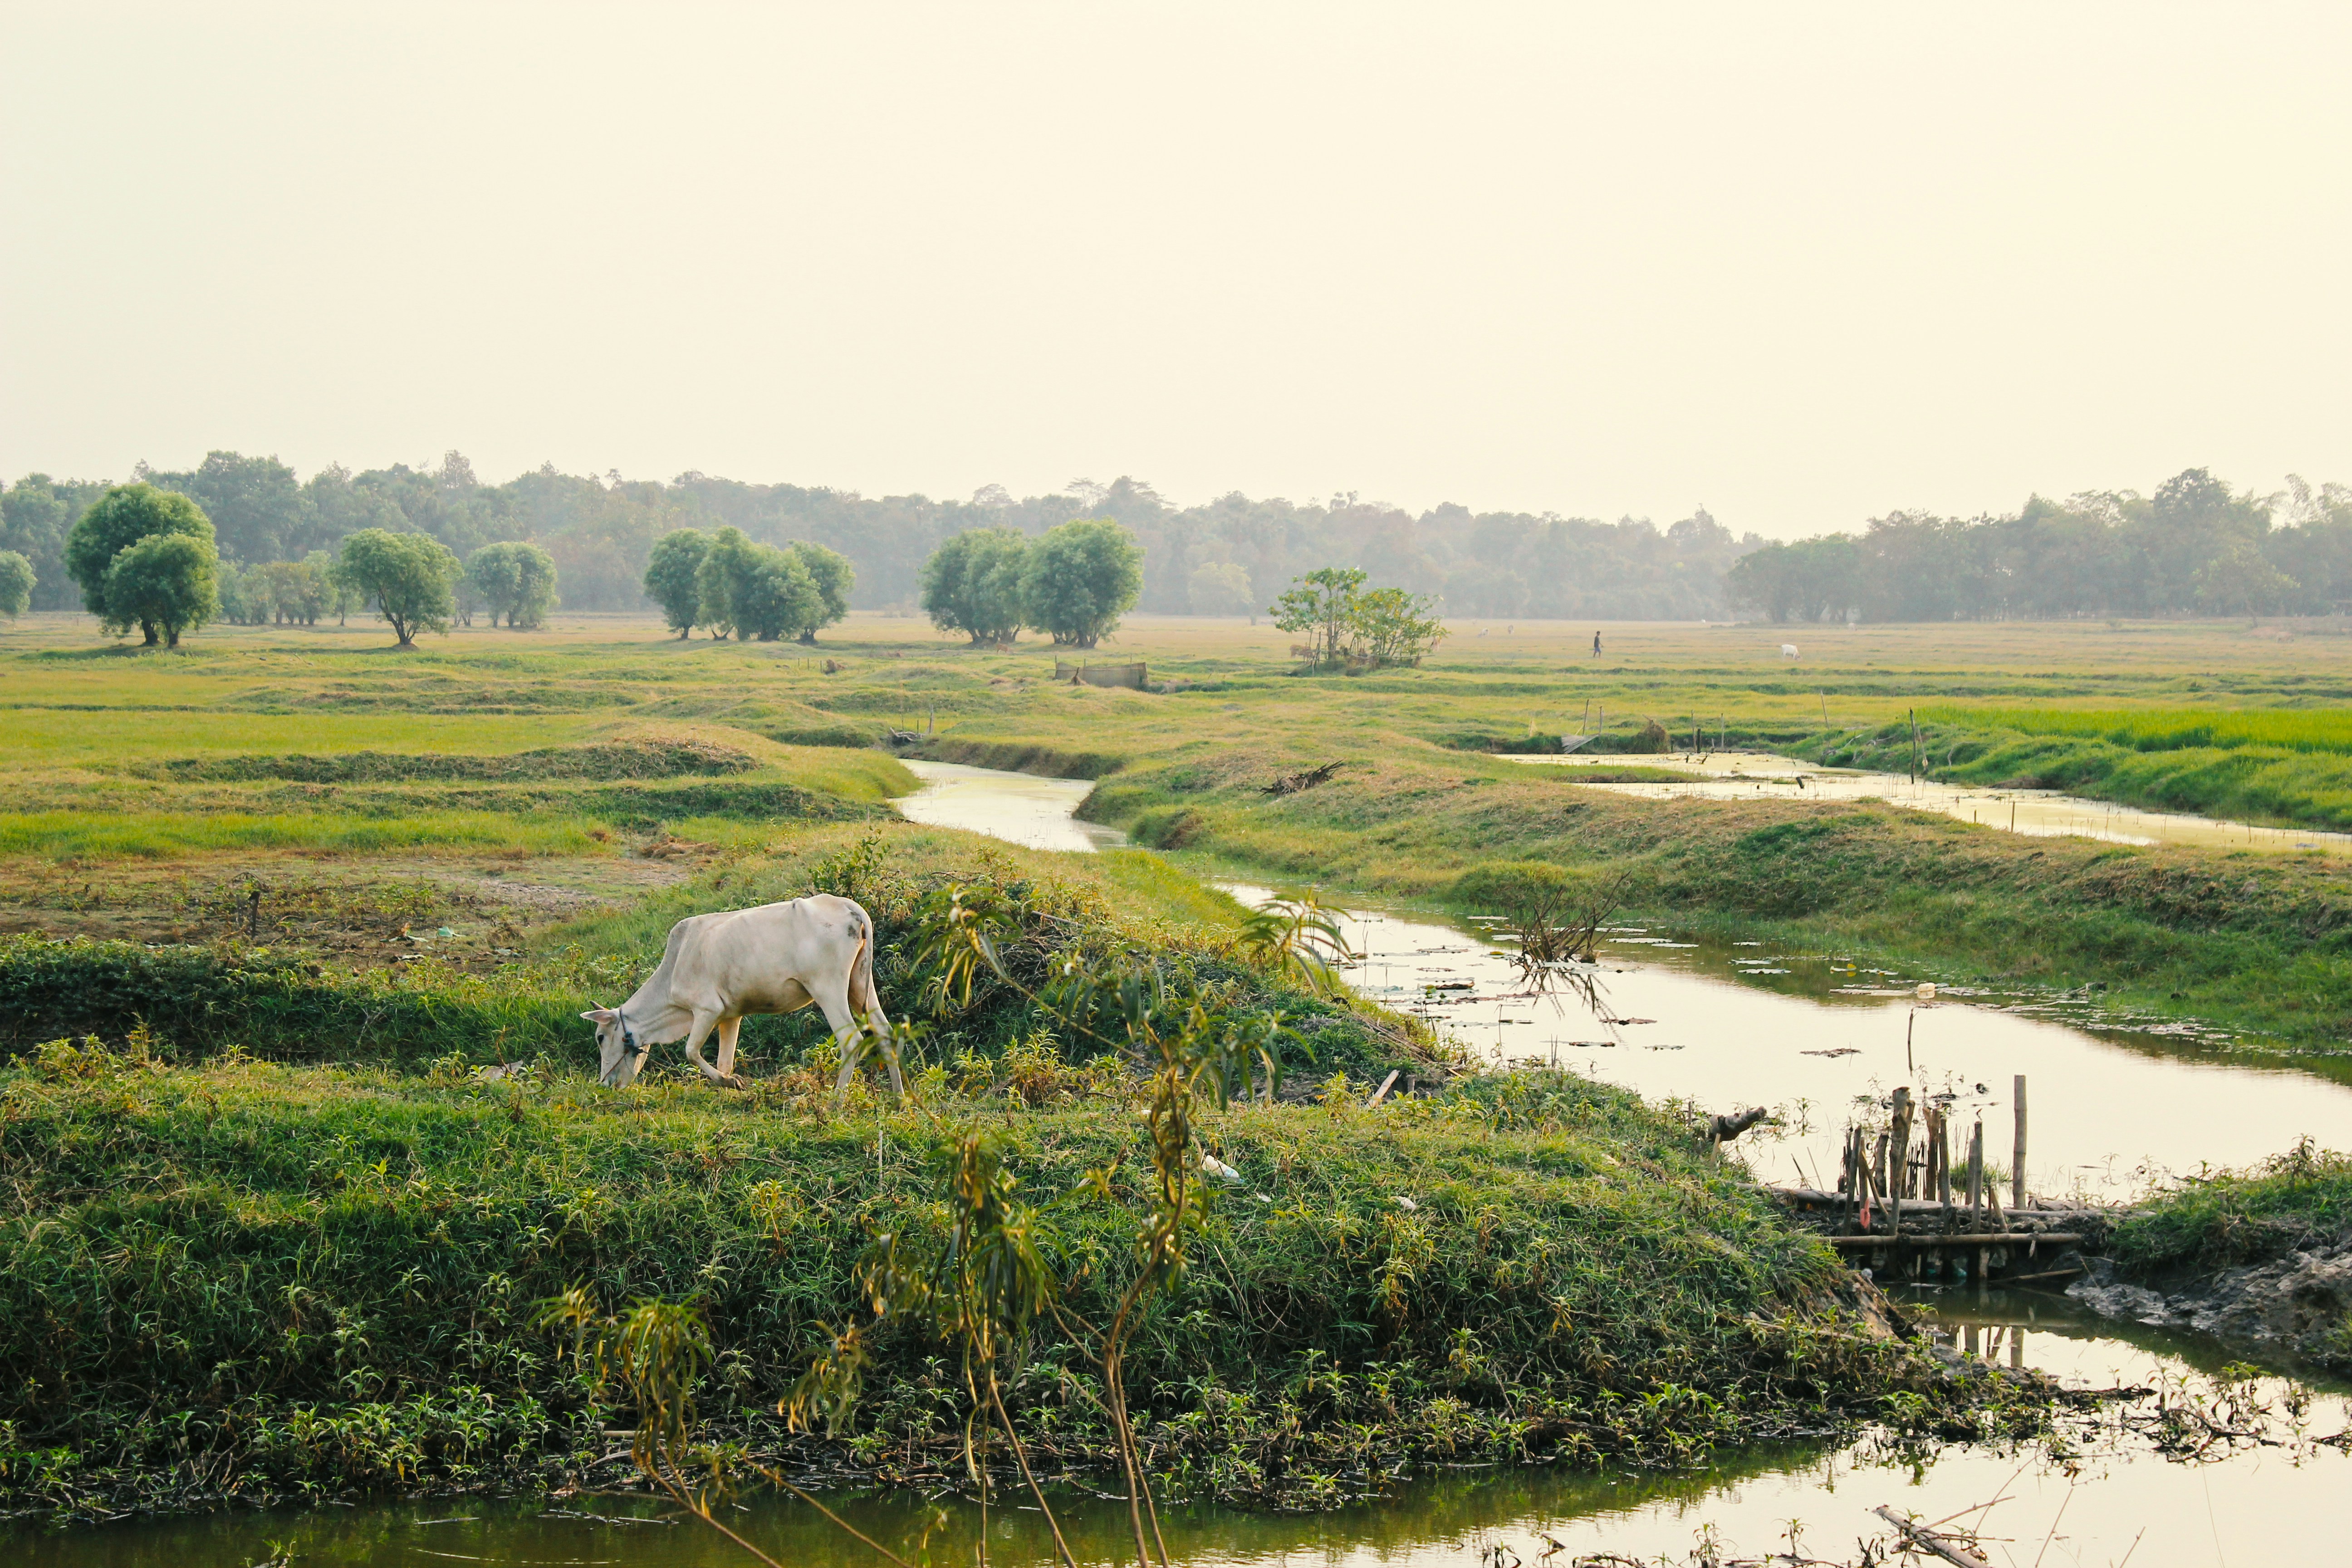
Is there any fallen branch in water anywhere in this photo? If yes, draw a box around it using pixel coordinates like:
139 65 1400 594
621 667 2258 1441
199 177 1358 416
1871 1505 1994 1568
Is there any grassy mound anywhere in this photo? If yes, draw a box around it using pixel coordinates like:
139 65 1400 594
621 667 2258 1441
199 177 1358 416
128 739 761 783
0 1050 1984 1519
0 827 1426 1083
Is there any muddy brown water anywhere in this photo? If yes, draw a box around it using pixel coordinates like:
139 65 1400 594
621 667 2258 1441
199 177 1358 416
20 764 2347 1564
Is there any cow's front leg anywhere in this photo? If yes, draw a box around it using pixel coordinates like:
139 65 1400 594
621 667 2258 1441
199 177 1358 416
712 1016 747 1089
681 1010 733 1084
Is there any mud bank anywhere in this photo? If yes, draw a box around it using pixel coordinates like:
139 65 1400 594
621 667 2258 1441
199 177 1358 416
2069 1234 2352 1372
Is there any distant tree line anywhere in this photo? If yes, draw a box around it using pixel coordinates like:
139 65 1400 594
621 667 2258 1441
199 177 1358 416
0 452 1762 622
11 452 2352 631
1725 470 2352 622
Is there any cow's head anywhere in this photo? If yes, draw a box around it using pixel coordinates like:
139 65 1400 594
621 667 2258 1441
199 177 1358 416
581 1007 644 1088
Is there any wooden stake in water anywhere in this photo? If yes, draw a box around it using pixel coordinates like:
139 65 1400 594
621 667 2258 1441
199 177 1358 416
1938 1112 1953 1210
2012 1074 2028 1210
1966 1122 1984 1231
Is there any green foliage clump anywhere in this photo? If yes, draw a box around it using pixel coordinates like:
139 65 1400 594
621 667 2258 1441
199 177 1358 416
466 541 559 629
0 549 32 617
643 528 711 636
694 527 848 643
64 483 221 647
101 534 221 648
1020 518 1143 649
1270 566 1444 669
337 528 462 647
921 525 1030 644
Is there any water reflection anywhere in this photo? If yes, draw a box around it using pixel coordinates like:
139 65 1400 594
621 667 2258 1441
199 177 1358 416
892 759 1128 853
1495 749 2352 858
883 759 2352 1198
1224 882 2352 1203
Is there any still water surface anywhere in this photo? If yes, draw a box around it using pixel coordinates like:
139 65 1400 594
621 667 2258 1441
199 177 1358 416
1494 749 2352 858
895 758 2352 1200
24 764 2344 1565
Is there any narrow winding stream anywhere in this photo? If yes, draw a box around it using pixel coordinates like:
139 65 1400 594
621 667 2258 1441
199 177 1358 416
20 763 2346 1565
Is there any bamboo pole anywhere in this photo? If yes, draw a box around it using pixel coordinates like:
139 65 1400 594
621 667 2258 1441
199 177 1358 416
1966 1122 1983 1231
2012 1074 2028 1210
1936 1111 1953 1221
1889 1088 1913 1202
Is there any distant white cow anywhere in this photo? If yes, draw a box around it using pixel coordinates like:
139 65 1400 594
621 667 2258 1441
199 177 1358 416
1780 643 1799 660
581 893 897 1093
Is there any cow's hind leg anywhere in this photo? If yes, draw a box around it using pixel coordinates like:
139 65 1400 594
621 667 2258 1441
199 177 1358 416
821 980 902 1097
681 1010 733 1085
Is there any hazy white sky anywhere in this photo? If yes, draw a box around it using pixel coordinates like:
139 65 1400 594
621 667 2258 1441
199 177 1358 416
5 4 2349 537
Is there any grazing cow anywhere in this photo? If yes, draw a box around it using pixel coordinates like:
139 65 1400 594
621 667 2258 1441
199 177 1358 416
1780 643 1799 660
581 893 898 1093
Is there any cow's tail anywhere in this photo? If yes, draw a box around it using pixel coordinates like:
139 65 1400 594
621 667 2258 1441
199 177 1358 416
850 902 902 1095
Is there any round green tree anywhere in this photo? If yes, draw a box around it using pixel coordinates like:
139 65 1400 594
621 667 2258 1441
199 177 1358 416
786 540 854 643
920 526 1031 644
0 550 33 618
466 540 559 628
101 533 220 647
64 482 218 645
337 528 461 647
732 543 822 642
1020 517 1142 648
643 529 710 637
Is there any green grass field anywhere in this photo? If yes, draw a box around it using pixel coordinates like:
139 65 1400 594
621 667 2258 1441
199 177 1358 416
5 608 2352 1044
3 605 2341 1518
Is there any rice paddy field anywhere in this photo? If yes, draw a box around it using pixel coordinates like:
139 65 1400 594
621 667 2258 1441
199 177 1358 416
3 606 2350 1549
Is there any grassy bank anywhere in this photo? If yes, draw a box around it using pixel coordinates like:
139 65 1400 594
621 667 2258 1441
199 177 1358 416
1788 710 2352 833
2111 1142 2352 1277
0 1044 2001 1521
1074 739 2352 1054
2096 1142 2352 1373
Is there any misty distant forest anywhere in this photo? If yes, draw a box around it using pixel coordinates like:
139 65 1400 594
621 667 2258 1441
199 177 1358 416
6 452 2351 623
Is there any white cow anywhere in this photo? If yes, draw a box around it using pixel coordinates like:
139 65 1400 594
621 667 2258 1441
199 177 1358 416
581 893 899 1093
1780 643 1799 660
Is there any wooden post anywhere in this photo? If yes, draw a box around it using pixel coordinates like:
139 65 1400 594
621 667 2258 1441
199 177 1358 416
2012 1074 2028 1210
1966 1122 1984 1231
1889 1088 1913 1200
1936 1111 1953 1217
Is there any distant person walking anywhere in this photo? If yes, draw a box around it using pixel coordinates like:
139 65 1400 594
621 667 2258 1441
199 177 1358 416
1591 630 1602 657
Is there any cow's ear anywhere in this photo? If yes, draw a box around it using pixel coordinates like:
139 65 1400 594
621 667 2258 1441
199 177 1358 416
581 1008 616 1023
